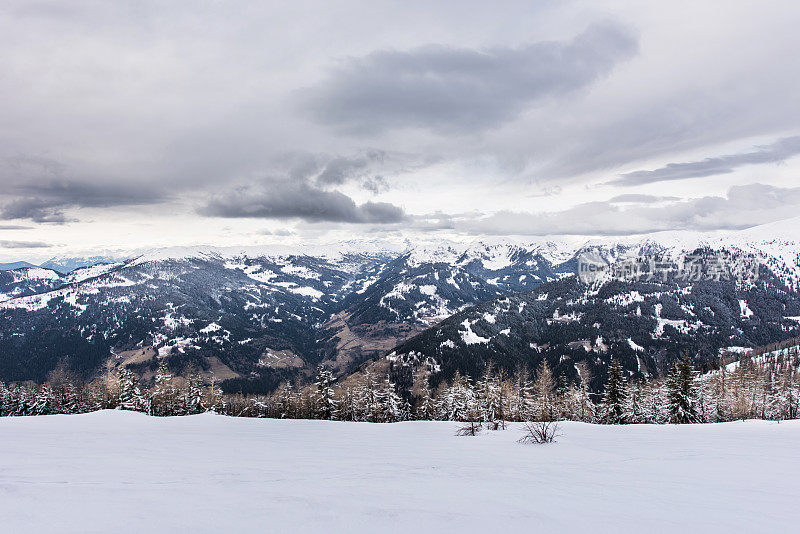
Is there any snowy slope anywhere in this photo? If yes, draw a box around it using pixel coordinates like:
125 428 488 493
0 411 797 534
0 266 63 302
387 261 800 389
2 217 800 386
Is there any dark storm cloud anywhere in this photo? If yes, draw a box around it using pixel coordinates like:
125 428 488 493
0 240 52 249
0 198 71 223
0 179 167 223
304 22 638 134
200 183 405 224
459 183 800 235
611 136 800 186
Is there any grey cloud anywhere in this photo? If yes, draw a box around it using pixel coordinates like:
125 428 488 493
6 154 67 177
305 22 638 134
200 183 405 224
361 175 389 194
12 180 166 208
316 156 371 186
0 198 71 223
458 183 800 236
274 151 404 193
0 224 33 230
0 240 52 249
1 179 167 223
611 136 800 186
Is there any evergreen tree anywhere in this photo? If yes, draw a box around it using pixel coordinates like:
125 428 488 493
441 371 474 421
117 368 143 411
602 358 628 424
379 375 403 422
476 366 502 428
313 365 337 420
509 365 534 422
150 360 176 416
184 372 205 415
666 355 700 424
413 367 435 421
32 384 55 415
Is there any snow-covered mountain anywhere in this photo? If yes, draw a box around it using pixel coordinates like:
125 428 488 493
39 254 131 274
0 261 38 271
0 267 64 301
373 218 800 388
2 218 800 390
385 271 800 391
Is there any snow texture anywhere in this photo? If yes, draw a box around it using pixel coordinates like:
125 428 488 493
0 411 797 533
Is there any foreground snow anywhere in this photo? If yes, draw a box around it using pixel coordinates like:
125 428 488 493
0 412 798 533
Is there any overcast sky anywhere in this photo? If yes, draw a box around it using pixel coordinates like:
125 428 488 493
2 0 800 262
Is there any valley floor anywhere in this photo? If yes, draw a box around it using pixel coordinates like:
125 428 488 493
0 412 797 533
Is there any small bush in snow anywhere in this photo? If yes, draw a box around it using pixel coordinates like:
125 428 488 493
519 421 560 444
456 421 482 436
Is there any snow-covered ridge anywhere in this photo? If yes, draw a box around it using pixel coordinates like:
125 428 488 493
7 216 798 274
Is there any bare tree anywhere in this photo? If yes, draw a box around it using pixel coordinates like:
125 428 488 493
519 421 560 444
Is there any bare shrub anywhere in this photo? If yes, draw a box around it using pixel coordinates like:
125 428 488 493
519 420 560 444
456 421 482 436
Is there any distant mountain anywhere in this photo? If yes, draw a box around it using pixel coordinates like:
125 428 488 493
39 254 128 273
0 241 569 387
379 231 800 391
0 261 37 271
1 218 799 392
0 267 63 302
385 269 800 391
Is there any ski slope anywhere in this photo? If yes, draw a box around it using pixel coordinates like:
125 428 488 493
0 411 798 533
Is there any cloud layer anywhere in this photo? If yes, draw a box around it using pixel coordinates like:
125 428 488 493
459 184 800 235
0 240 52 249
613 136 800 186
0 1 799 257
200 183 405 224
305 22 638 134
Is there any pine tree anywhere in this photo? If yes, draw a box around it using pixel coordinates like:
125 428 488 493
184 372 205 415
476 366 502 428
313 365 337 420
0 381 8 417
117 368 143 411
150 360 176 416
666 355 700 424
509 365 534 422
413 367 435 421
442 371 474 421
32 384 55 415
380 375 403 423
627 379 646 424
602 358 628 424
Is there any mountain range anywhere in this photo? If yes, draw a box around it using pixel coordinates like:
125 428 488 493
1 217 799 391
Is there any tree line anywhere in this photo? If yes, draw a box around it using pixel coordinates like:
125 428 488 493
1 347 798 425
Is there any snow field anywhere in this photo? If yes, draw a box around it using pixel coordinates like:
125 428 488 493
0 411 798 533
